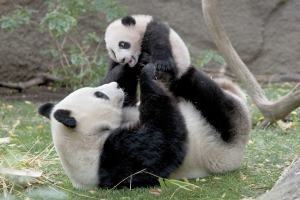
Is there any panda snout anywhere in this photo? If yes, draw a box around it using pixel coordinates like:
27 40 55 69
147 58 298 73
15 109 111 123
110 82 120 89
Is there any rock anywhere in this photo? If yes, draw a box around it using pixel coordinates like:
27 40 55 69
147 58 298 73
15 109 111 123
119 0 300 76
257 158 300 200
0 0 299 82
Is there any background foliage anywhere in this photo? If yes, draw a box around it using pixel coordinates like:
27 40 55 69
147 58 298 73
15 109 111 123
0 0 125 89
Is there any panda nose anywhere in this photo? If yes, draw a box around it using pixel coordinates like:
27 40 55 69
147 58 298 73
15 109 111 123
120 58 125 63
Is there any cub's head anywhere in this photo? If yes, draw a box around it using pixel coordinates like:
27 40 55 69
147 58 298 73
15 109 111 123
39 82 124 136
104 15 152 67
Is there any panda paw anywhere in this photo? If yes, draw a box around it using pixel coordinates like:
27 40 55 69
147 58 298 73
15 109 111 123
154 59 177 81
154 59 173 72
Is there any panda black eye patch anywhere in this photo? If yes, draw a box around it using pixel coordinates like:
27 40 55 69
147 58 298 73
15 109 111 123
94 91 109 100
119 41 130 49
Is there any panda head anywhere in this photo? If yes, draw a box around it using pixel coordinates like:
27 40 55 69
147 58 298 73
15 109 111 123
39 82 124 136
104 15 152 67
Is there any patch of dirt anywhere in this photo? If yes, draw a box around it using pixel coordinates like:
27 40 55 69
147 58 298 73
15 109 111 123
0 86 70 103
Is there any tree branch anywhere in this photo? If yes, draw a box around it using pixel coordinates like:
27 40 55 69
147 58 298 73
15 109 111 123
0 73 61 92
202 0 300 124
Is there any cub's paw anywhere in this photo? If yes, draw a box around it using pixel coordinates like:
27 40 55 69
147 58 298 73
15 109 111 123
154 59 174 73
141 63 156 79
154 59 177 81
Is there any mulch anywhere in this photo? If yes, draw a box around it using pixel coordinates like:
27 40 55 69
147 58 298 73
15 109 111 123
0 86 71 103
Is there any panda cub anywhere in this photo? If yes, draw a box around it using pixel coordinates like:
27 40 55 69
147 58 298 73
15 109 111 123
104 15 190 99
105 15 190 74
39 63 250 189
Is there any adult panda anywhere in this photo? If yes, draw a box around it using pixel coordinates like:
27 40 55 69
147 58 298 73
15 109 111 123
39 63 250 189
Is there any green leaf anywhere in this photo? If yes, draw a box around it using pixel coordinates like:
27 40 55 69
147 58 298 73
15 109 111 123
41 9 77 37
0 8 33 32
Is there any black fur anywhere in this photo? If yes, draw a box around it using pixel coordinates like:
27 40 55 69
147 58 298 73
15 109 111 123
169 67 236 142
142 20 177 79
98 64 187 188
38 103 54 119
94 91 109 100
121 16 136 26
101 60 142 107
53 109 77 128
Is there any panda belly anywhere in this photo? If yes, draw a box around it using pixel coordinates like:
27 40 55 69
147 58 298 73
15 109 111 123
169 101 246 179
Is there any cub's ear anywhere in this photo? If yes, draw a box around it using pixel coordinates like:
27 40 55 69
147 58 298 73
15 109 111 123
38 103 54 119
53 109 77 128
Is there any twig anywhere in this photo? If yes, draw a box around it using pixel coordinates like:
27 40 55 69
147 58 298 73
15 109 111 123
0 168 42 178
0 73 61 92
106 168 147 193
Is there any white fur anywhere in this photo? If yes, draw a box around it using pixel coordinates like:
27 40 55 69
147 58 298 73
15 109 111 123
50 82 124 188
170 98 250 179
169 29 191 77
105 15 153 66
121 106 140 128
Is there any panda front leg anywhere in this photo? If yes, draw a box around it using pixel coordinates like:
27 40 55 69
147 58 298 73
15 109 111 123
142 21 178 79
99 64 187 188
101 59 141 107
130 64 187 185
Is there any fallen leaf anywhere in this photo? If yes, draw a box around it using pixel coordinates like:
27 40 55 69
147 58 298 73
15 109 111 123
36 124 44 129
149 188 162 196
25 101 32 105
277 120 292 132
0 137 10 144
0 168 42 178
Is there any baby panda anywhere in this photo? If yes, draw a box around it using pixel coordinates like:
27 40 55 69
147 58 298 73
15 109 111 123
104 15 190 98
105 15 190 73
39 65 187 189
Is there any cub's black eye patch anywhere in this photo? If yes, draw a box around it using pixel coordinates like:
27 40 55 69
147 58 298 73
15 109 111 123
119 41 130 49
121 16 136 26
94 91 109 100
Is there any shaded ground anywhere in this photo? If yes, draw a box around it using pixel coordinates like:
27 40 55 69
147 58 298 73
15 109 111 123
0 86 70 102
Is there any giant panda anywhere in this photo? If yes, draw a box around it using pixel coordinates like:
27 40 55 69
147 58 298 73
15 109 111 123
104 15 190 76
39 63 250 189
103 15 191 107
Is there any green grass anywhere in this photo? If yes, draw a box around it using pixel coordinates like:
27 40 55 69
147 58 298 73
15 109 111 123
0 84 300 200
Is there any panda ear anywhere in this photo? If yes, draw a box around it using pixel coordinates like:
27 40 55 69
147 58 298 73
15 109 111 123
54 109 77 128
121 16 136 26
38 103 54 119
